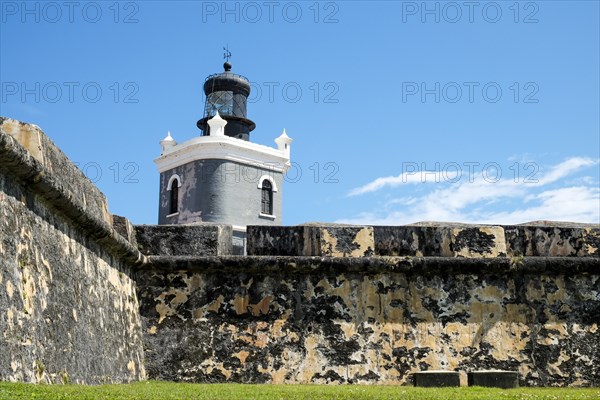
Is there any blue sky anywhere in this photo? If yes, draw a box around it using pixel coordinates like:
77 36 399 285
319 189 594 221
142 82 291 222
1 0 599 225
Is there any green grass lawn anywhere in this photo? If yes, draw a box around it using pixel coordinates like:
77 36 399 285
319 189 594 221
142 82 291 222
1 382 599 400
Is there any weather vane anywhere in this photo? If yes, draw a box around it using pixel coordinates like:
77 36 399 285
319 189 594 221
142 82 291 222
223 45 231 62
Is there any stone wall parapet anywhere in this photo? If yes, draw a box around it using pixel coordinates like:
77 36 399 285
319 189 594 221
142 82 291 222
247 224 599 258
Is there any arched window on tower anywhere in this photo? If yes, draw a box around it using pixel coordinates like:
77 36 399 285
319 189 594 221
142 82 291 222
167 175 181 215
170 183 179 214
261 179 273 215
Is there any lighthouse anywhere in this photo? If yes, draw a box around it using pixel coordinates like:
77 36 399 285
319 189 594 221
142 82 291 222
154 59 292 252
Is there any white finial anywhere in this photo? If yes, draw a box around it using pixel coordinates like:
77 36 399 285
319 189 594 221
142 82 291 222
160 131 176 154
275 128 293 159
208 112 227 137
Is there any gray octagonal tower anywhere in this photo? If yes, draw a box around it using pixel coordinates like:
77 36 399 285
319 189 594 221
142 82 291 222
155 61 292 253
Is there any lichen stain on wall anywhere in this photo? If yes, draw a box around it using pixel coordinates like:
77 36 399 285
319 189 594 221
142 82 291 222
451 227 506 257
320 227 374 257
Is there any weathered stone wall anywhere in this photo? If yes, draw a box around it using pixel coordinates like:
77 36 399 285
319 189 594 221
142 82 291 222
2 117 598 387
0 118 145 384
138 224 599 386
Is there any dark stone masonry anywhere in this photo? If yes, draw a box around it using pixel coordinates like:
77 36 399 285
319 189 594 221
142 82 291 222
1 117 599 386
414 371 460 387
135 224 232 257
468 370 519 388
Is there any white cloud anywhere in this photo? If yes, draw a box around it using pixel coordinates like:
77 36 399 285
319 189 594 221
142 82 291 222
536 157 598 185
347 170 445 196
478 186 600 224
340 157 600 225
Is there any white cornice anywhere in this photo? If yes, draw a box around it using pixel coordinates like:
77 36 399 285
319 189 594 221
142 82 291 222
155 135 291 173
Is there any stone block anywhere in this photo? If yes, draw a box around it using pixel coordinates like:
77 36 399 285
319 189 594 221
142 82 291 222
113 214 138 247
247 226 305 255
315 226 374 257
135 224 232 256
414 371 460 387
468 370 518 388
247 225 374 256
374 224 506 257
504 224 599 257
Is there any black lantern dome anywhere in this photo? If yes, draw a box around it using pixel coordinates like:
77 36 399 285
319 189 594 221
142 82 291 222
197 62 256 141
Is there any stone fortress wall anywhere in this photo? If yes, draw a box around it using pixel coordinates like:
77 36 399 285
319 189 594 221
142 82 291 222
0 118 145 384
139 225 599 386
1 118 598 386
